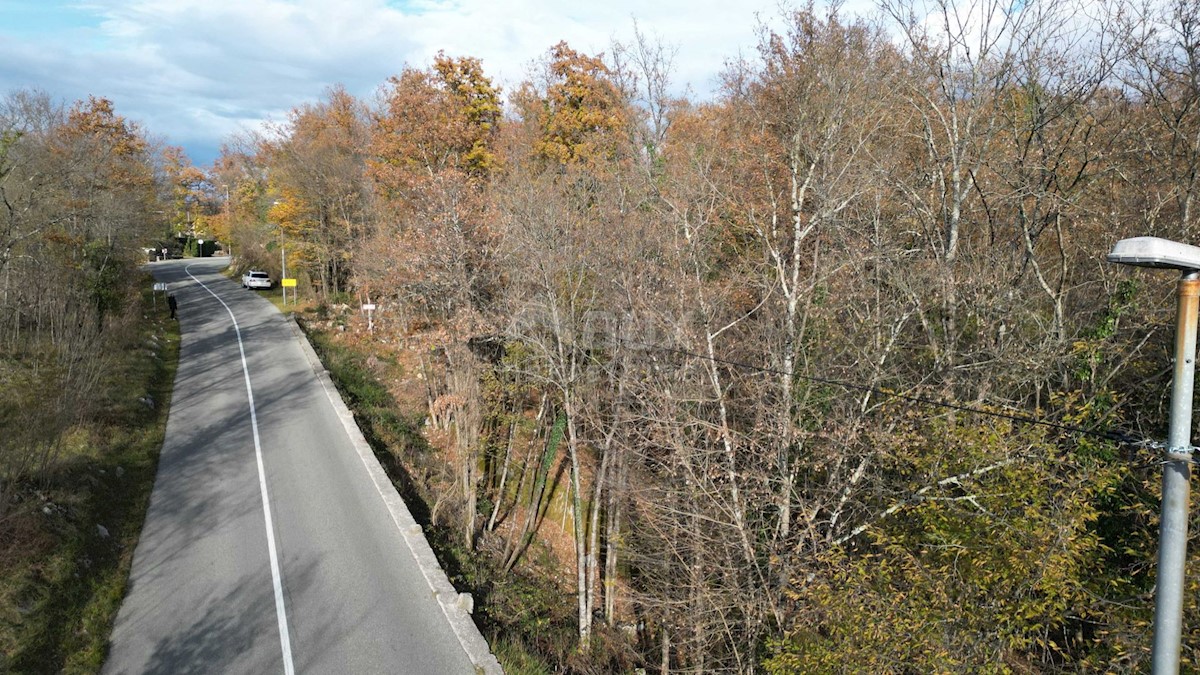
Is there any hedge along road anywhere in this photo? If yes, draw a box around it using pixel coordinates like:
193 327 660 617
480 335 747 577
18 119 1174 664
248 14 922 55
104 257 494 674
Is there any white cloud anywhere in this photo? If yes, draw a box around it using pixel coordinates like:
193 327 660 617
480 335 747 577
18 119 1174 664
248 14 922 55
1 0 879 164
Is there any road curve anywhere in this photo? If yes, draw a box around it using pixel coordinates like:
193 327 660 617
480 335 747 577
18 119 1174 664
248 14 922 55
105 257 492 674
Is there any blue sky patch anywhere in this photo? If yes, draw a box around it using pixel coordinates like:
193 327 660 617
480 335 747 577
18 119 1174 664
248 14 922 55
1 1 102 37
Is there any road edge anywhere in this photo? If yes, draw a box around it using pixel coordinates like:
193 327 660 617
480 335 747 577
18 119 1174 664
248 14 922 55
286 316 504 675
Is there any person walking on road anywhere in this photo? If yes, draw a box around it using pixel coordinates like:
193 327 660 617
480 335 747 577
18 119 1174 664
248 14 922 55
168 293 178 320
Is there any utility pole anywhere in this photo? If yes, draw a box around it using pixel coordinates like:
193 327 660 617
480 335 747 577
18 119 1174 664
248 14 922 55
1108 236 1200 674
281 232 287 305
1153 271 1199 674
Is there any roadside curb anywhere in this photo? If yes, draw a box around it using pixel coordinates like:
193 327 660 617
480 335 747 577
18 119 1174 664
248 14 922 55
286 316 503 675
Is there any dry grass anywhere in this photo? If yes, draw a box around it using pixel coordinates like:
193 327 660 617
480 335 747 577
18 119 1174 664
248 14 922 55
0 285 179 673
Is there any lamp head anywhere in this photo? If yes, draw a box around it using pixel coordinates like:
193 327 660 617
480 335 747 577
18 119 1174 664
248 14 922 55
1108 237 1200 272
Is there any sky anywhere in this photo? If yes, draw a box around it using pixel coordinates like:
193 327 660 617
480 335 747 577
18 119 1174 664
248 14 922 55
0 0 879 166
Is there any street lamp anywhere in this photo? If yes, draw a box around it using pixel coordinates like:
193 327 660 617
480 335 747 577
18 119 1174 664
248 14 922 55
1108 236 1200 674
280 229 287 305
273 199 287 305
221 184 232 258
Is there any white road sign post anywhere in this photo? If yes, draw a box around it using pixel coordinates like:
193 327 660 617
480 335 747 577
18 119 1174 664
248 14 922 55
152 281 167 309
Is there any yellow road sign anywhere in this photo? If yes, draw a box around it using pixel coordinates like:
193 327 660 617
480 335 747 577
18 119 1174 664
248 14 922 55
281 278 297 287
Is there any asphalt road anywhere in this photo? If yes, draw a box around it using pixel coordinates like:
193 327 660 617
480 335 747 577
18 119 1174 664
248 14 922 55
104 258 482 674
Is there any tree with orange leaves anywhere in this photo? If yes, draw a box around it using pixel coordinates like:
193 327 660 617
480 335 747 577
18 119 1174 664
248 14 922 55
160 145 208 241
369 53 501 203
515 41 630 168
266 85 372 297
362 54 503 321
359 55 505 554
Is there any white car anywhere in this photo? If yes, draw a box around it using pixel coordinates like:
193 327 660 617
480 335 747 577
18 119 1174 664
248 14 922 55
241 270 273 289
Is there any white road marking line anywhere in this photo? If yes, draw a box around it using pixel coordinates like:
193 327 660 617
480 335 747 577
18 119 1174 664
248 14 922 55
184 264 296 675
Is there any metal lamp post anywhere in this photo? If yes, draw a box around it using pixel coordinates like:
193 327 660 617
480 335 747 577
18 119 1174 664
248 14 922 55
222 184 232 259
281 230 287 305
273 199 287 305
1108 236 1200 674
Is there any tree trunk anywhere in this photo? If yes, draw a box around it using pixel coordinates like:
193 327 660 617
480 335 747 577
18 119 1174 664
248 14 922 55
603 444 625 624
585 439 611 624
487 420 516 531
503 410 563 572
563 399 591 648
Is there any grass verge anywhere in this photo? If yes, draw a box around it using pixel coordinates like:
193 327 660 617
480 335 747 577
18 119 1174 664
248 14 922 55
0 285 179 673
